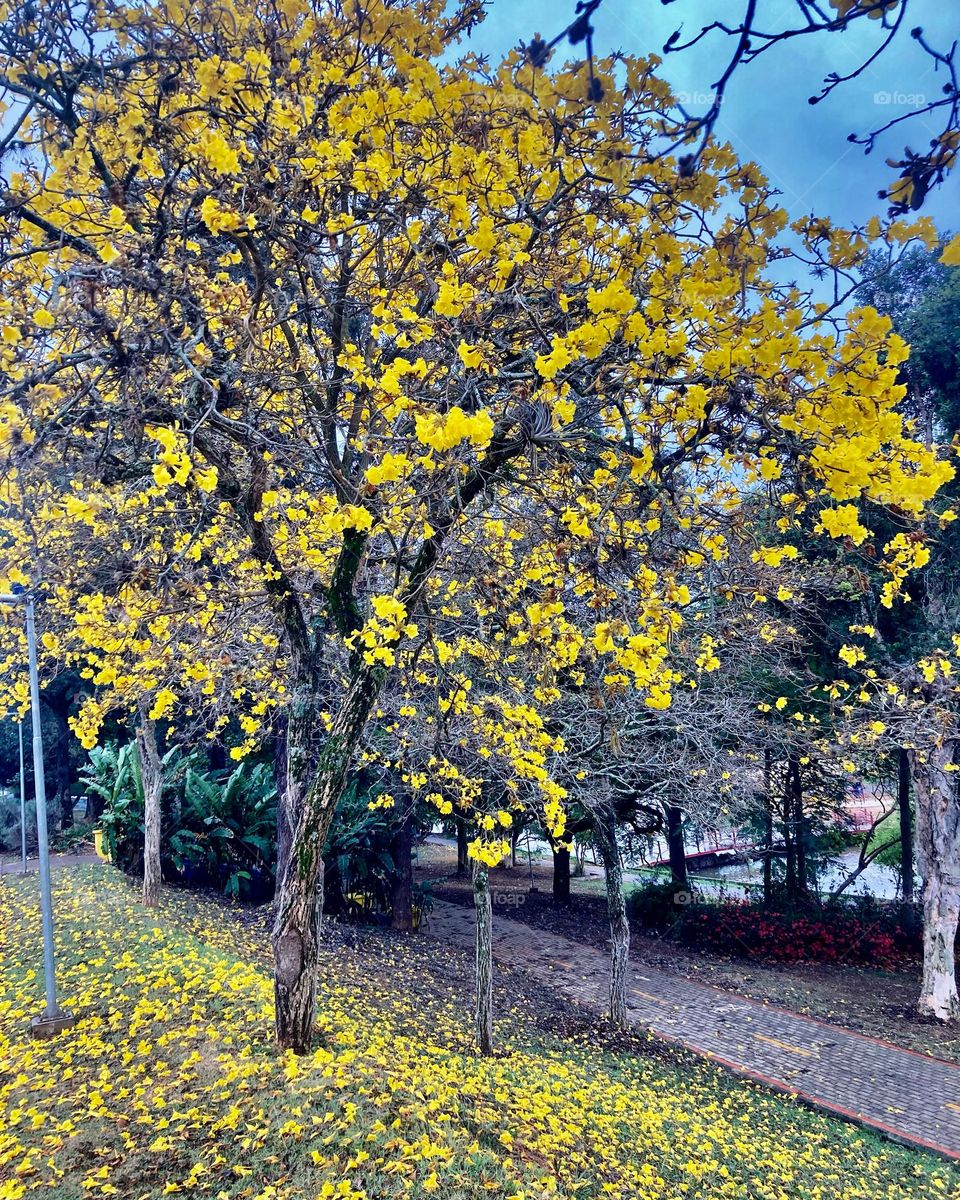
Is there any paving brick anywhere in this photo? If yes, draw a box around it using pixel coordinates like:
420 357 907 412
424 900 960 1159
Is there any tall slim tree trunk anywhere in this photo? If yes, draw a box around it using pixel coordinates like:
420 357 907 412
790 756 809 898
390 808 415 931
783 769 797 901
666 805 688 890
911 743 960 1022
49 700 74 829
456 818 469 876
273 714 292 898
762 748 774 904
552 841 571 906
473 861 494 1055
598 816 629 1028
136 714 163 909
898 747 915 903
273 670 379 1052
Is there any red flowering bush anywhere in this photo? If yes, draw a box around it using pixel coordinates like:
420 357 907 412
673 900 919 968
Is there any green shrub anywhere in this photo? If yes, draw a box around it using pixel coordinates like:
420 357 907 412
626 879 697 930
322 776 432 922
323 778 401 920
83 742 277 900
0 784 33 856
169 762 277 899
51 820 95 853
81 742 148 873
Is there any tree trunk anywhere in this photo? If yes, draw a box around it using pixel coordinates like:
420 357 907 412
598 816 629 1028
782 769 797 901
473 861 494 1055
762 748 773 904
273 669 379 1052
136 714 163 908
898 746 915 903
273 713 292 898
456 818 469 876
790 756 809 898
207 739 227 773
50 700 74 829
552 842 571 906
390 809 415 931
911 743 960 1022
666 805 687 890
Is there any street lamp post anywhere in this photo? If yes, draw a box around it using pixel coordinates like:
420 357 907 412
18 718 26 874
0 589 74 1038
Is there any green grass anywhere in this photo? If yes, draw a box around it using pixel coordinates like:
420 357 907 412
0 866 955 1199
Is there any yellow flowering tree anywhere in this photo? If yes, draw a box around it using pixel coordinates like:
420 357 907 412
0 0 952 1051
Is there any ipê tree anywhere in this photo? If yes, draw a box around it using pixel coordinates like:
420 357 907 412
833 636 960 1021
0 0 952 1052
549 569 794 1026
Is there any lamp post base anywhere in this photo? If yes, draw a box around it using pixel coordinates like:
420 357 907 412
29 1011 75 1040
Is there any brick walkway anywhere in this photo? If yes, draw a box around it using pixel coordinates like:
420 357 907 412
424 899 960 1160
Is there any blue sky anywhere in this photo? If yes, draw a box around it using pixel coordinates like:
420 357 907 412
465 0 959 234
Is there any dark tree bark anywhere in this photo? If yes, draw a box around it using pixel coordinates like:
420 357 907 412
473 861 494 1054
40 677 82 830
85 788 104 825
264 440 524 1052
390 809 415 931
782 764 797 900
207 739 227 773
552 842 571 906
273 713 292 898
51 702 73 829
898 746 916 903
666 805 688 889
791 757 809 898
762 748 774 904
456 818 469 876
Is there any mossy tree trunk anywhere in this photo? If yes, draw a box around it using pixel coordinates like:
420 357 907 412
272 667 381 1052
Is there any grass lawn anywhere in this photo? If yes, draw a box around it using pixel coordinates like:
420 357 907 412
0 867 956 1199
